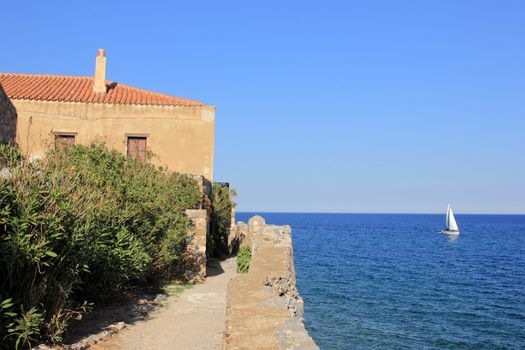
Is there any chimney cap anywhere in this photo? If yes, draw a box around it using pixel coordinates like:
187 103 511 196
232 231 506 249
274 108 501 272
97 49 106 57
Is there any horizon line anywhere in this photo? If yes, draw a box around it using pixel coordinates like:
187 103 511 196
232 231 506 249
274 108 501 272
236 210 525 215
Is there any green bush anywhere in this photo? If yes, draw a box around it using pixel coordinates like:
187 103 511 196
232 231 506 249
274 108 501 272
208 183 236 258
0 144 23 168
236 246 252 273
0 142 200 348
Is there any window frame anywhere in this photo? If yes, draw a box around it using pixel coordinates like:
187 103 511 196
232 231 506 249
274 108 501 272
53 132 77 149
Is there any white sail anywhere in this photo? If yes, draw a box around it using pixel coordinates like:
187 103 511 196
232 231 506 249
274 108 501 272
446 204 459 231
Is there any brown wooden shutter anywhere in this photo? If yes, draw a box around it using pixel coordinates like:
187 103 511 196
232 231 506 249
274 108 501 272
55 134 75 149
127 137 147 160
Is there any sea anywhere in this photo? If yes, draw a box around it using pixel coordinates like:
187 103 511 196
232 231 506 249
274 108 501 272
237 213 525 350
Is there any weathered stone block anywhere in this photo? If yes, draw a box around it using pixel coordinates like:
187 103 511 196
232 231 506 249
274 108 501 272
248 215 265 254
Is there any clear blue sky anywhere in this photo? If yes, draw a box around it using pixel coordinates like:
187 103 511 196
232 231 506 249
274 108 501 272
2 1 524 213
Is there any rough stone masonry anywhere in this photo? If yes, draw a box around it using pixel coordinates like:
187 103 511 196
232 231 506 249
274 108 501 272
224 216 319 350
0 83 17 145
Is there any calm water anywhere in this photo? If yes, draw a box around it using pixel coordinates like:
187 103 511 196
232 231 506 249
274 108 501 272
237 213 525 350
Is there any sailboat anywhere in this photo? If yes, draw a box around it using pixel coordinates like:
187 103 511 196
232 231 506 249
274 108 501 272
443 204 460 235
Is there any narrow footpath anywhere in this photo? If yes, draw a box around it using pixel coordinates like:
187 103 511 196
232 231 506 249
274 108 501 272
90 257 237 350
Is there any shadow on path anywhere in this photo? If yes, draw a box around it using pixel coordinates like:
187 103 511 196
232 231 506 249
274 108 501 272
206 256 228 277
88 257 238 350
63 287 164 345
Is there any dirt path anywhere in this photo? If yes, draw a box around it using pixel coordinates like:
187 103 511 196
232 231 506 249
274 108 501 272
90 258 237 350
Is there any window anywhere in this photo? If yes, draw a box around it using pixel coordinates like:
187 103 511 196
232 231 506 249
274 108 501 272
127 136 147 160
55 134 75 149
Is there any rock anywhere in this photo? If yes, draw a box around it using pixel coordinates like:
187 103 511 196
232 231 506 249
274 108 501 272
154 293 168 303
288 298 296 309
133 303 155 316
247 216 265 253
0 167 11 180
32 345 53 350
295 298 305 318
276 319 319 350
105 321 126 333
264 276 276 286
68 329 111 350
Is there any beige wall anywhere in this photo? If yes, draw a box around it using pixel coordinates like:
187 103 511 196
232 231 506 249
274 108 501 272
12 99 215 179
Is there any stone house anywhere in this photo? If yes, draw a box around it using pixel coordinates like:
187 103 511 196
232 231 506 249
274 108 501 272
0 49 215 180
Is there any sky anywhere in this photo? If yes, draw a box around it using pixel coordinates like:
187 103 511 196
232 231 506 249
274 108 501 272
2 1 524 214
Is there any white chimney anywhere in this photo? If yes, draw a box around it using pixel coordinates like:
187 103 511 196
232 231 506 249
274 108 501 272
93 49 107 94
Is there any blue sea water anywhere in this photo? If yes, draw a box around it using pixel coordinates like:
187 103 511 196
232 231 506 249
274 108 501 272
237 213 525 350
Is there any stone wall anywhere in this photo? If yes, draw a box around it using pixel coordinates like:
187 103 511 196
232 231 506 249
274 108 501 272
224 216 318 350
0 84 16 144
227 215 265 256
184 209 208 281
227 207 239 254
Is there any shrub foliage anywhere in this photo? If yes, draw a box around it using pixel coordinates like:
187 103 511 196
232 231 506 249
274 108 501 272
0 143 200 348
236 246 252 273
208 183 236 257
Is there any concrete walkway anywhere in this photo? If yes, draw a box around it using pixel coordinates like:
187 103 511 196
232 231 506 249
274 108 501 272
91 258 237 350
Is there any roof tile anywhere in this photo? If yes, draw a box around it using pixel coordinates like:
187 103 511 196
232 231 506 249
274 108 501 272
0 73 203 107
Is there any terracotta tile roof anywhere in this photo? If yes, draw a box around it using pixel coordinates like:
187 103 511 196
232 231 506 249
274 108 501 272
0 73 204 107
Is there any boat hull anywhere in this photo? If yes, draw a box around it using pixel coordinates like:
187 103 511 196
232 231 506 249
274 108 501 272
442 229 460 235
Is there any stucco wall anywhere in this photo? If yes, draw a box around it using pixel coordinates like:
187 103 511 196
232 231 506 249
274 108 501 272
12 99 215 179
0 84 17 145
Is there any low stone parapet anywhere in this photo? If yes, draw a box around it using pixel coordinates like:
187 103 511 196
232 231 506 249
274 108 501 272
224 217 318 350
